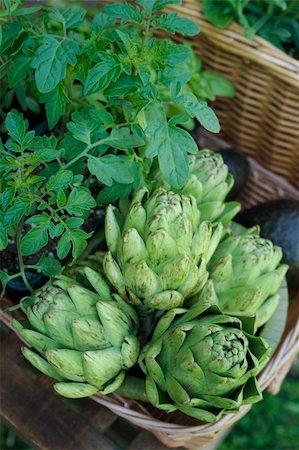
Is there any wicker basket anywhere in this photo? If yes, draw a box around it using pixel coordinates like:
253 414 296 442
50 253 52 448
3 2 299 448
89 130 299 448
93 308 299 449
164 0 299 190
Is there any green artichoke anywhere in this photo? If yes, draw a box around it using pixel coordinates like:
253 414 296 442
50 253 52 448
14 280 140 398
181 150 241 223
103 187 223 311
140 302 270 422
207 229 288 328
155 149 240 224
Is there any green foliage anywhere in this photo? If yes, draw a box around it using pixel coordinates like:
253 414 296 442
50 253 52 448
201 0 299 57
0 0 234 294
0 111 97 293
144 103 198 188
0 0 230 197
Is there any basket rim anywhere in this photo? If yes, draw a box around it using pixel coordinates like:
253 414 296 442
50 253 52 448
169 0 299 88
92 314 299 433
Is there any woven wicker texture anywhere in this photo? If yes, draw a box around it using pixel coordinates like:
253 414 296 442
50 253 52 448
165 0 299 189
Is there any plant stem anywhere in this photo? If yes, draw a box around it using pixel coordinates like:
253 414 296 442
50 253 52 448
62 138 107 170
16 219 34 294
62 145 92 170
140 9 153 57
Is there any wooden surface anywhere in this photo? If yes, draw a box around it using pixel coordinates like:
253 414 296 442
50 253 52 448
0 323 179 450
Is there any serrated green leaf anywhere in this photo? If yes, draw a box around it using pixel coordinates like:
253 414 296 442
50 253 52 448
8 55 31 88
40 85 68 129
26 214 50 225
162 42 192 65
72 174 84 184
34 148 60 162
84 55 121 96
101 3 143 24
69 229 91 261
50 223 64 239
22 131 35 149
34 255 61 276
201 70 235 98
66 217 84 228
87 154 140 187
63 6 86 28
89 109 114 128
97 182 132 204
21 226 49 256
14 6 42 16
3 140 21 153
91 12 116 32
59 133 86 160
180 93 220 133
49 6 86 29
29 136 60 162
5 112 27 144
57 190 67 208
31 36 80 93
202 0 235 28
4 202 29 226
1 188 15 211
65 187 96 216
47 169 73 191
66 109 108 146
154 12 200 36
103 127 144 150
144 103 197 188
105 74 140 97
57 231 71 259
162 65 192 96
0 22 22 52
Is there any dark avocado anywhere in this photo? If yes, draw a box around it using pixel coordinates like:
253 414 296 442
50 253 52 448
219 148 250 200
237 199 299 287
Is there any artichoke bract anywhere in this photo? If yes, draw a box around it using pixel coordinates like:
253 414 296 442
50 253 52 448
208 229 288 328
103 187 223 311
140 302 270 422
156 149 240 224
14 281 140 398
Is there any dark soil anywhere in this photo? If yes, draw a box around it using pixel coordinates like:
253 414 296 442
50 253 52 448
84 178 106 232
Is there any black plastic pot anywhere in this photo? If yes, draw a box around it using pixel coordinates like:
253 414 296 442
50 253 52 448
7 272 48 300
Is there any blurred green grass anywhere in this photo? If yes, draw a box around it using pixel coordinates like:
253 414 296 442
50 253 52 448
1 360 298 450
219 361 299 450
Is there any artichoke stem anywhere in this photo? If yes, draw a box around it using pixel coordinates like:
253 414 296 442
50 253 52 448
115 375 148 403
138 307 160 346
